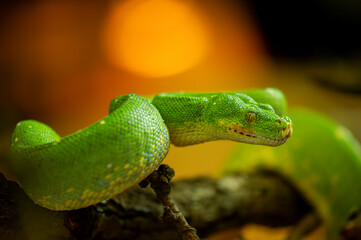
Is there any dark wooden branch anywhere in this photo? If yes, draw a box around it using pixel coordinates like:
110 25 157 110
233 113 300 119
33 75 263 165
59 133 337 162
1 170 313 240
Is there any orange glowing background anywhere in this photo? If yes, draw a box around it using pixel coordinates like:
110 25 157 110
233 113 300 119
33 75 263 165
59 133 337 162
1 0 269 180
103 0 211 78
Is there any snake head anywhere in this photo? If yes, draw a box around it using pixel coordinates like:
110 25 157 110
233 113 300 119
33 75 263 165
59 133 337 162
204 93 293 146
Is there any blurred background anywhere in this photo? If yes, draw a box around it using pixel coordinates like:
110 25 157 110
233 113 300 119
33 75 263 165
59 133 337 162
1 0 361 238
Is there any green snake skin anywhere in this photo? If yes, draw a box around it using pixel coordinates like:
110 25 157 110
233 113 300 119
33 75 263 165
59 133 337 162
9 88 292 210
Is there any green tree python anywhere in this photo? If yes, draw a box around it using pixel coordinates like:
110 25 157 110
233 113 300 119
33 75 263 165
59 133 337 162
9 88 293 210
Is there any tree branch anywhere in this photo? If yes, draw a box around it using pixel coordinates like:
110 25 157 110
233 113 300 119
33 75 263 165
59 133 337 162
1 170 312 240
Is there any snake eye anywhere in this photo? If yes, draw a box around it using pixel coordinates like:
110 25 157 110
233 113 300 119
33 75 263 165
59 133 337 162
245 112 257 124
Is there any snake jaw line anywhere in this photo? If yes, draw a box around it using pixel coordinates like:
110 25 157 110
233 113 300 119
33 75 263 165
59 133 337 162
224 120 293 147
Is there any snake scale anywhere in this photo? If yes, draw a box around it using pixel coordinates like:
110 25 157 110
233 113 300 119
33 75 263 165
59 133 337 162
9 88 293 210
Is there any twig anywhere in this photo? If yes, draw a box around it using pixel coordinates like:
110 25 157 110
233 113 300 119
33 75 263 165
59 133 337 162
139 164 200 240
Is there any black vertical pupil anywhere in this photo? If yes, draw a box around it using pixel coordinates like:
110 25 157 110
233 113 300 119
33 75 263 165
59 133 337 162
246 112 256 124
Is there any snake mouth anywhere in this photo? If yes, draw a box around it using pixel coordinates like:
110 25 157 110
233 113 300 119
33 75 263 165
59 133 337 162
223 122 293 146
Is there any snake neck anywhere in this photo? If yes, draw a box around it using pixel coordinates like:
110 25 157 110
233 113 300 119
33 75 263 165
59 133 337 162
167 120 214 146
152 94 215 146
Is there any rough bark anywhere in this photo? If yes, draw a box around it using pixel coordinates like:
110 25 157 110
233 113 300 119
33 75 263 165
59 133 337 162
0 171 312 240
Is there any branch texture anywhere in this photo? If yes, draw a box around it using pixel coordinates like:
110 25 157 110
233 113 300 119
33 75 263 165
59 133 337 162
1 171 311 240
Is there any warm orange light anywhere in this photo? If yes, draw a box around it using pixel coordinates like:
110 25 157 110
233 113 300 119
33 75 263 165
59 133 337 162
103 0 211 78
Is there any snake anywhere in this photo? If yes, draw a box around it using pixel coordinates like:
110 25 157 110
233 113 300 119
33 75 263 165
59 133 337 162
9 88 293 210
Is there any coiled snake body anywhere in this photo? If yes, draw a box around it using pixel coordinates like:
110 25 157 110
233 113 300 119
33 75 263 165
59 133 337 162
9 88 292 210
